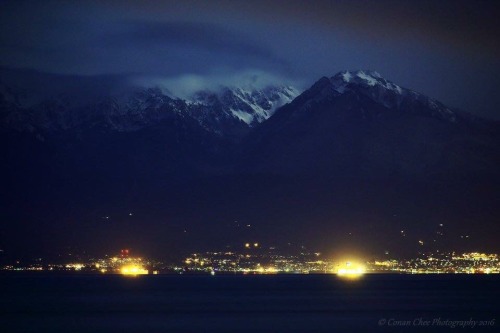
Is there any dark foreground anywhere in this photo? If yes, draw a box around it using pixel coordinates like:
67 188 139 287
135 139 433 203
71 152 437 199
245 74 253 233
0 274 498 332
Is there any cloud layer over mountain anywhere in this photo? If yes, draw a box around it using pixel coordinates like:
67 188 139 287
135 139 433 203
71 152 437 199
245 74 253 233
1 1 500 119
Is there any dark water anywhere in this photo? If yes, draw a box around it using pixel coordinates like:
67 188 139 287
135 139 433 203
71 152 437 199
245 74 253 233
0 274 498 332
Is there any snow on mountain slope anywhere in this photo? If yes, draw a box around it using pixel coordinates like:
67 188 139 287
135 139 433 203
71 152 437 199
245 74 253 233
290 70 458 124
239 70 500 178
328 70 456 121
188 85 299 126
0 83 300 137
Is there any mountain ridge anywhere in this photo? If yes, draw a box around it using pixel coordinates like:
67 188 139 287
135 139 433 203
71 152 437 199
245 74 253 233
238 70 500 179
0 66 299 140
1 68 500 258
2 68 499 180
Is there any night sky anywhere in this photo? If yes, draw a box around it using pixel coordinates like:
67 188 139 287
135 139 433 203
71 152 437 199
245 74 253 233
1 0 500 119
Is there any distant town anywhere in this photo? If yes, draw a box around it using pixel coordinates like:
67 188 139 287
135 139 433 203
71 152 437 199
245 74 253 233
1 247 499 276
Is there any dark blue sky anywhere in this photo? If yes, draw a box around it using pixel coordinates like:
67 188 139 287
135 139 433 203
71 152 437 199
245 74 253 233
1 0 499 118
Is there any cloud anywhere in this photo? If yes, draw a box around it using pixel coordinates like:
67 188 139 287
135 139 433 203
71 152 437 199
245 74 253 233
1 0 500 119
0 8 290 77
113 21 279 60
131 69 305 99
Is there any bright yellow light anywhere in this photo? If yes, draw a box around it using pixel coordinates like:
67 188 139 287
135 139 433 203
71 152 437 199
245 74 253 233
338 267 365 275
336 261 365 278
120 265 148 276
265 266 277 273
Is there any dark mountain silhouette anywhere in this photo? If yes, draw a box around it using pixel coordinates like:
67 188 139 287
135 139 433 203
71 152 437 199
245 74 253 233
1 68 499 260
240 70 500 179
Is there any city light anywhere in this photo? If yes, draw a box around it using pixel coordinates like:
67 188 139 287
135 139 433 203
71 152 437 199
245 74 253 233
120 265 148 276
2 250 499 275
65 263 84 270
336 261 365 278
337 267 365 276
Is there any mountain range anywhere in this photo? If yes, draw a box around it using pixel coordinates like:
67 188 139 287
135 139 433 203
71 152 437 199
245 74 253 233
1 68 499 259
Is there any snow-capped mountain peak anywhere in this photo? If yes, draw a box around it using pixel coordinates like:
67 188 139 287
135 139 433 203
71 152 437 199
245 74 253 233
331 70 402 94
188 85 299 126
300 70 458 122
1 79 300 137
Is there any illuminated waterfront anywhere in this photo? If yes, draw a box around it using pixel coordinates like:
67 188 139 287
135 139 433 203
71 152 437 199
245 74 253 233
367 252 500 274
2 249 499 275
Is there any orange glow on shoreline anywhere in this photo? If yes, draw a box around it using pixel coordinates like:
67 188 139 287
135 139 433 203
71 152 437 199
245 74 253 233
336 261 365 278
120 265 148 276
